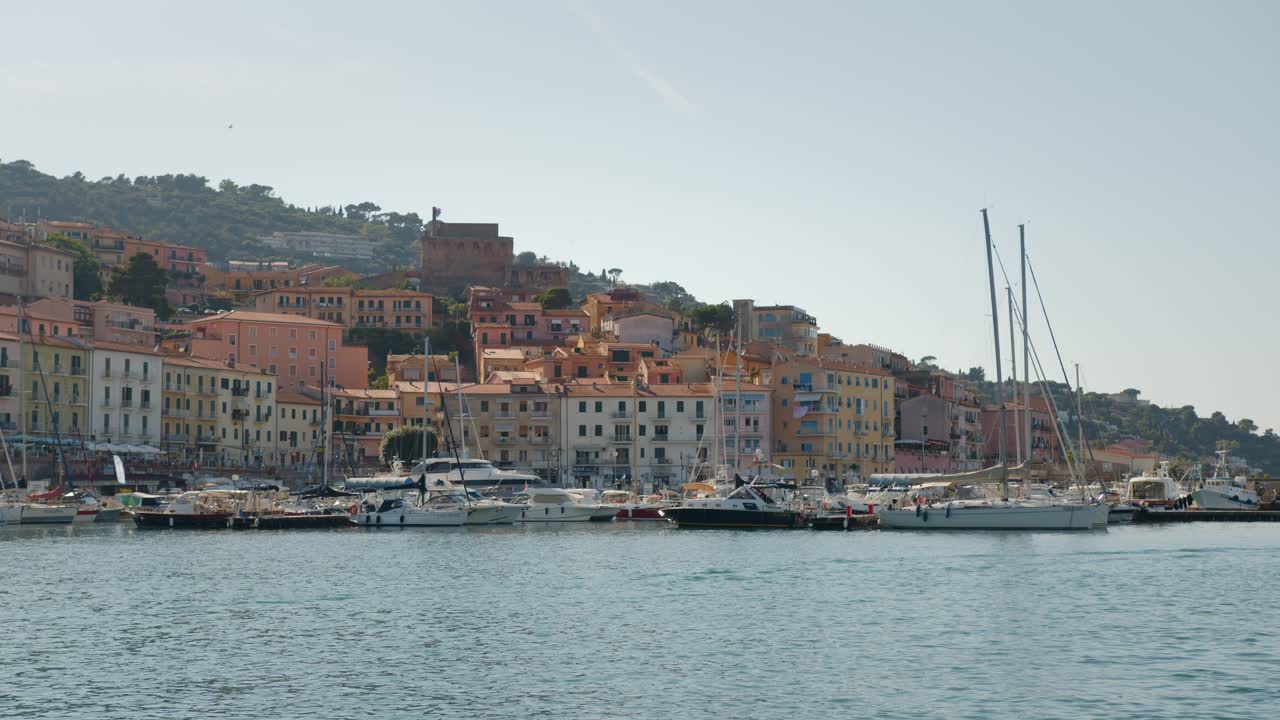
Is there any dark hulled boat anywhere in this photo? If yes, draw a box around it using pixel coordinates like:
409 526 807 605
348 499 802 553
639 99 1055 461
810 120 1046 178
661 483 801 528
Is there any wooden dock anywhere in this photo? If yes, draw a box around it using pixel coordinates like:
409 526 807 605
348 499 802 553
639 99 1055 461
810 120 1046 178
1133 509 1280 524
229 514 355 530
807 513 879 530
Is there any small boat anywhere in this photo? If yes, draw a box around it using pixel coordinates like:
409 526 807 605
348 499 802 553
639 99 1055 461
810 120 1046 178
354 496 467 527
661 482 802 528
19 503 80 524
132 491 237 529
601 490 669 520
513 487 619 522
1125 463 1190 510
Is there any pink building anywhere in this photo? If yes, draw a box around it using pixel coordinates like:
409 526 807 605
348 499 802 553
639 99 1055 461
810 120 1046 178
981 397 1060 464
173 310 368 389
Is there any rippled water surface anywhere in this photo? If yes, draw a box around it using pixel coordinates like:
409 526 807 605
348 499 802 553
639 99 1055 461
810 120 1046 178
2 521 1277 719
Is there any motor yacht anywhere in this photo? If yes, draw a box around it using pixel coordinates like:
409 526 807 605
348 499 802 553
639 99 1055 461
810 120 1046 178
513 487 618 522
1125 463 1189 510
353 495 466 527
661 482 802 528
601 489 669 520
132 490 238 528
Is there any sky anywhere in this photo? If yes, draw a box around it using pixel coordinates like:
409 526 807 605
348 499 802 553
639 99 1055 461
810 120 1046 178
3 1 1278 427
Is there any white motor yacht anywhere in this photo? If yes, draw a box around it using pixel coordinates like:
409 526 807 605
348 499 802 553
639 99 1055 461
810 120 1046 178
1191 451 1259 510
1125 462 1189 510
514 487 618 522
422 488 523 525
354 495 466 527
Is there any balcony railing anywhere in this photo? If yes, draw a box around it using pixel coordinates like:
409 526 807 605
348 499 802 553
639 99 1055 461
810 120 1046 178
140 400 152 410
529 435 551 445
609 411 631 419
120 399 134 408
101 397 113 407
0 386 11 398
652 433 670 442
69 366 85 376
610 435 633 444
529 408 550 418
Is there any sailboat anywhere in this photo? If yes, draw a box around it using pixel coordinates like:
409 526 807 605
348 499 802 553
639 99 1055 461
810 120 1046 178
880 210 1108 531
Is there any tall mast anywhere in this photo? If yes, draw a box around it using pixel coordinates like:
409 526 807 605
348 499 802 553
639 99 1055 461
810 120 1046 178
982 209 1007 469
982 208 1008 502
631 377 639 495
321 368 330 487
1076 363 1085 486
734 324 744 476
455 355 466 459
17 296 25 482
1007 286 1021 466
711 332 721 475
1020 224 1031 464
422 337 430 460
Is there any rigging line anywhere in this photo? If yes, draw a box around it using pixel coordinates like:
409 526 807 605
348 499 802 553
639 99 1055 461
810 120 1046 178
1025 253 1104 484
1010 300 1083 487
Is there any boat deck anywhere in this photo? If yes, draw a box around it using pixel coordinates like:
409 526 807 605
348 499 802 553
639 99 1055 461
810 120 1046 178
229 514 355 530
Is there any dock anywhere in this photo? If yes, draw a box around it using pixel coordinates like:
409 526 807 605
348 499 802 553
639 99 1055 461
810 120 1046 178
1133 509 1280 523
229 514 355 530
807 513 879 530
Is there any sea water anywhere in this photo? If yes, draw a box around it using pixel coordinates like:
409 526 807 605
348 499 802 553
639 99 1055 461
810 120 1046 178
1 522 1276 719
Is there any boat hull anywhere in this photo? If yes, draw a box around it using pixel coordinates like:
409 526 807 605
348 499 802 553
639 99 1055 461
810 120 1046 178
1191 488 1259 511
356 509 467 527
661 507 801 528
20 505 79 524
614 506 665 520
464 505 522 525
1 505 23 525
879 502 1109 530
94 507 124 523
133 511 234 529
73 509 100 524
521 505 609 522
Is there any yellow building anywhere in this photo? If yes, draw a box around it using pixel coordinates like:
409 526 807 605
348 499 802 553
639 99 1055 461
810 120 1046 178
161 355 279 467
24 335 90 440
275 388 323 469
769 358 895 483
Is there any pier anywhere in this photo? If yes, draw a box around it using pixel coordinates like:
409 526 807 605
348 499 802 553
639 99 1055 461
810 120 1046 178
1133 509 1280 523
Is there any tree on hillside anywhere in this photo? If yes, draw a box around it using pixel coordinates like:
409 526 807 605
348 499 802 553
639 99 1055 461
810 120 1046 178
963 367 986 382
535 287 573 310
607 267 623 286
515 251 538 266
380 425 437 465
320 274 360 287
107 252 170 318
41 233 102 300
690 303 735 338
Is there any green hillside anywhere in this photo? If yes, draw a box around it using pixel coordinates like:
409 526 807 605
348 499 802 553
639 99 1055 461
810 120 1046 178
0 159 421 272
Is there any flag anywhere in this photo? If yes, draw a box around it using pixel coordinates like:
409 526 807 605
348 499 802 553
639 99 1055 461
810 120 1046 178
432 206 442 221
792 405 809 419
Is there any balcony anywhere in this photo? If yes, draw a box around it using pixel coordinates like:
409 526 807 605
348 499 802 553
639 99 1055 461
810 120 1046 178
368 408 398 417
653 457 672 465
493 411 516 419
610 435 633 444
140 400 152 410
197 436 218 446
102 368 114 379
232 409 249 420
0 386 11 398
120 399 134 409
308 416 322 425
529 408 550 418
164 407 188 418
529 435 551 445
231 387 250 397
494 436 513 446
652 433 670 442
140 374 154 384
164 433 189 443
609 411 632 419
196 386 218 396
101 397 113 407
69 366 85 376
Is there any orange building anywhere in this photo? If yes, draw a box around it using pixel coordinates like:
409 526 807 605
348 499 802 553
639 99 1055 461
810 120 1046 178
247 286 433 331
171 310 368 389
207 262 354 303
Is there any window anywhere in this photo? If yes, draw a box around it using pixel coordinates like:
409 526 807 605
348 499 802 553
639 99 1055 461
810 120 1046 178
578 401 586 413
638 401 647 413
578 425 587 437
594 401 603 413
328 339 336 352
229 334 237 346
594 425 602 437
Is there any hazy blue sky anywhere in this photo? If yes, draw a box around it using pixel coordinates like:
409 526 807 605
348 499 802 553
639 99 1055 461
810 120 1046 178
4 1 1277 427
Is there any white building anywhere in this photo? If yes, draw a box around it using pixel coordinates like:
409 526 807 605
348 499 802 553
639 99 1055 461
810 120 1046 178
601 310 676 353
561 382 715 491
89 342 163 446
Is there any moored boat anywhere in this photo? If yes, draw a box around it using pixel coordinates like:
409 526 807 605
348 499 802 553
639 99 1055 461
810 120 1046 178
19 504 81 524
661 482 802 528
132 491 237 529
514 487 619 522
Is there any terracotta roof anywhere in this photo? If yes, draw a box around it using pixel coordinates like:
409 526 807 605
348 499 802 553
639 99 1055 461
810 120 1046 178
276 388 322 405
89 340 164 356
188 310 344 327
331 388 398 399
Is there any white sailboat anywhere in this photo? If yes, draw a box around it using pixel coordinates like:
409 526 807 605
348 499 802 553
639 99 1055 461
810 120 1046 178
881 210 1108 530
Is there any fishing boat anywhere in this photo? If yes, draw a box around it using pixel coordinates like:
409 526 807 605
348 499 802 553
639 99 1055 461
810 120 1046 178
1191 450 1259 510
661 481 802 528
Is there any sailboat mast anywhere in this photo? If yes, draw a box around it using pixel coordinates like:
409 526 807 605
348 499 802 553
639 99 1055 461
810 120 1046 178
455 356 465 459
1076 363 1085 485
711 332 721 475
1007 286 1021 466
981 209 1007 474
734 327 743 477
422 337 430 460
1020 225 1031 464
17 296 25 482
321 370 330 487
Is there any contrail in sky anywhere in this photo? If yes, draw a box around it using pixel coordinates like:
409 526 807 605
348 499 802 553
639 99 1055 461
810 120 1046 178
562 0 698 116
